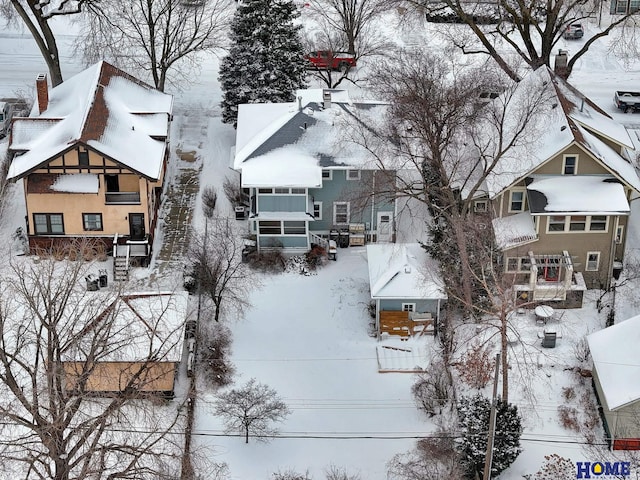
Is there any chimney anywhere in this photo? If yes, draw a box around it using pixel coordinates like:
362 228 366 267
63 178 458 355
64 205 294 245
297 96 302 112
323 89 331 109
554 50 569 80
36 73 49 114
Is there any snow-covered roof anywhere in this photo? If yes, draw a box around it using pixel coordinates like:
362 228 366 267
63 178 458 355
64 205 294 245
50 173 99 193
8 61 173 181
492 211 538 250
366 243 446 300
527 176 630 214
234 89 392 186
588 315 640 410
63 291 187 364
251 211 315 221
484 67 639 198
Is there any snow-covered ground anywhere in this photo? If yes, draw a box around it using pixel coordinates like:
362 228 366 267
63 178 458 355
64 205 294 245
2 7 640 480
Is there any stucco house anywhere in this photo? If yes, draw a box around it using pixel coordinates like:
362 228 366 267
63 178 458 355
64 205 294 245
588 315 640 450
479 66 640 307
62 291 187 397
366 243 447 338
233 89 398 253
8 62 173 278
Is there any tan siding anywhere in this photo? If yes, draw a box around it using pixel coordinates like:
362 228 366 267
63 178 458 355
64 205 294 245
534 145 609 175
63 361 176 393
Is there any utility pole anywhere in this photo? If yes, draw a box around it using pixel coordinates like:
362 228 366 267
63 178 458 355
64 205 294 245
483 353 501 480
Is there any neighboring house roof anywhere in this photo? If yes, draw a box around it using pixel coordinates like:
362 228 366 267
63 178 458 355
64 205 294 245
366 243 447 300
62 291 187 364
8 61 173 181
588 315 640 410
484 66 639 198
234 89 391 187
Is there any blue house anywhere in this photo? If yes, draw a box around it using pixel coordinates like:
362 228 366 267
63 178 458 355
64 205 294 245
233 89 398 253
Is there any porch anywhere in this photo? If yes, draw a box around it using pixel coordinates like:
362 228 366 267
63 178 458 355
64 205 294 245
378 311 435 339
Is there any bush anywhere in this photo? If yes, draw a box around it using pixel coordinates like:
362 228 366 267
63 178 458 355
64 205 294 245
532 454 575 480
561 387 576 402
455 340 493 389
305 245 327 269
557 405 580 432
248 250 286 273
412 360 453 417
198 323 235 387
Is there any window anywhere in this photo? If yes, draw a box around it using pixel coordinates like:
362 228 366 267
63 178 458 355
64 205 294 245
586 252 600 271
258 221 281 235
506 257 531 272
548 215 566 232
509 190 525 212
33 213 64 235
313 201 322 220
346 170 360 180
616 225 624 244
283 221 305 235
589 216 607 231
82 213 103 231
322 170 333 180
402 303 415 312
258 188 273 194
569 215 586 231
506 257 519 272
474 200 487 213
333 202 350 224
78 150 89 167
274 188 289 194
563 155 577 175
291 188 305 194
616 0 629 12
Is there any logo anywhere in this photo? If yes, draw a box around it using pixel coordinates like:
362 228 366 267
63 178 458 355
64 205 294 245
576 462 631 479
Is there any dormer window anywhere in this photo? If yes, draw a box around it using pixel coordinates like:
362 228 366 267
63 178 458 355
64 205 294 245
509 190 525 212
563 155 577 175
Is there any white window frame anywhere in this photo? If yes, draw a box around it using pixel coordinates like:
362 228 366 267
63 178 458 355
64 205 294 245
474 200 488 213
291 188 306 194
546 215 609 233
508 189 525 213
258 188 273 194
547 215 567 233
346 169 361 181
313 201 322 220
274 188 290 194
506 257 531 273
562 155 578 175
506 257 519 272
322 170 333 180
588 215 608 232
402 303 416 312
586 251 601 271
616 225 624 244
333 201 350 225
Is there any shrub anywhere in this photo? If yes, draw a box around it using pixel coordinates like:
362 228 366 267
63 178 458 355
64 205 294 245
455 340 493 389
248 250 286 273
557 405 580 432
198 323 235 387
561 386 576 402
412 360 453 417
305 245 326 269
532 454 575 480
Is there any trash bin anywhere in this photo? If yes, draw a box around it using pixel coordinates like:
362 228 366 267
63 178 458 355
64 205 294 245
338 229 350 248
235 206 246 220
85 274 99 291
329 229 339 244
241 239 257 263
98 269 108 288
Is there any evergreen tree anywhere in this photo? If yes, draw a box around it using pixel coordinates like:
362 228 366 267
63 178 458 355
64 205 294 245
457 393 523 479
219 0 307 126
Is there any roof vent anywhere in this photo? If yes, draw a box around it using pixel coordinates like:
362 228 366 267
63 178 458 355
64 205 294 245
404 266 411 273
560 125 567 131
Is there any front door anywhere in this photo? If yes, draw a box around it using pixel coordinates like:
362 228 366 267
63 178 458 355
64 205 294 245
129 213 145 240
377 212 393 243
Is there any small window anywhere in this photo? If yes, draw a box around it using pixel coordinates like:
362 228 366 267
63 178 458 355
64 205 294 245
509 190 525 212
474 200 487 213
589 216 607 231
563 155 577 175
313 201 322 220
322 170 333 180
520 257 531 272
586 252 600 271
274 188 289 194
548 215 566 232
569 216 586 231
258 188 273 194
506 257 519 272
346 170 360 181
283 221 305 235
291 188 305 194
78 150 89 167
333 202 350 224
82 213 103 231
258 221 281 235
33 213 64 235
616 225 624 244
402 303 415 312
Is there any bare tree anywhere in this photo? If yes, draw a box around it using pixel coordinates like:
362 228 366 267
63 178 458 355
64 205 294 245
387 436 464 480
79 0 231 91
409 0 640 80
187 217 255 323
0 0 90 86
0 246 187 479
213 378 290 443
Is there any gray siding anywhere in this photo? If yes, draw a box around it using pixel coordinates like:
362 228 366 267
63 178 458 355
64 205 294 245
258 236 308 249
258 194 306 212
379 298 440 315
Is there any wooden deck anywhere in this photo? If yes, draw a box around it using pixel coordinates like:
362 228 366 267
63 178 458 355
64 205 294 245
379 311 434 338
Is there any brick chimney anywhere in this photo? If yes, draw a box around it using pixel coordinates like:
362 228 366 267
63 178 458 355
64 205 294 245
36 73 49 114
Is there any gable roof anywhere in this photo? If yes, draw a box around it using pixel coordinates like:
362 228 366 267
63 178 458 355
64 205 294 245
8 61 173 181
366 243 447 300
234 89 391 187
485 67 639 198
588 315 640 410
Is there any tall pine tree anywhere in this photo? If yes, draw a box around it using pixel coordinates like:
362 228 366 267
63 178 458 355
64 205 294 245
220 0 307 126
457 393 523 479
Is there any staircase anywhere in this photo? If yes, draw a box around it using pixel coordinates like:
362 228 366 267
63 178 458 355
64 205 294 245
112 234 130 282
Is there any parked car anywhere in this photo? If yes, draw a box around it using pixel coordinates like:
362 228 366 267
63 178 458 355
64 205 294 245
614 91 640 112
304 50 357 71
563 23 584 39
